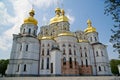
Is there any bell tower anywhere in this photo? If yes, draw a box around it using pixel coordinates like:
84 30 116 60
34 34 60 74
84 19 99 44
20 9 38 37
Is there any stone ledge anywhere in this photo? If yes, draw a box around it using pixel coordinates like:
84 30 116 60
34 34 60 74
0 76 120 80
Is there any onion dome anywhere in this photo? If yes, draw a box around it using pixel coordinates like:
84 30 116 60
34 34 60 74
50 7 61 24
58 31 74 37
24 9 38 25
58 9 69 22
84 19 96 33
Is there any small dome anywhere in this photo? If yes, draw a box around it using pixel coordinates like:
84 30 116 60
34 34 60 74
24 9 38 25
59 9 69 22
84 19 96 33
50 8 61 24
87 19 92 24
50 8 69 24
55 7 61 12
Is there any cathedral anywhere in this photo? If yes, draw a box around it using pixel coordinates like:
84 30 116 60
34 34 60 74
6 7 112 76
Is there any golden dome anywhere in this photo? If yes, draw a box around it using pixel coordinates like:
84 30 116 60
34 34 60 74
87 19 92 24
41 36 53 40
50 8 61 24
84 19 96 33
50 16 59 24
24 9 38 25
50 8 69 24
58 9 69 22
55 7 61 12
58 31 74 37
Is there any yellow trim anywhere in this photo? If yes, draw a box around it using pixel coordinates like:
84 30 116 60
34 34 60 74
78 39 89 43
41 36 53 40
58 31 74 37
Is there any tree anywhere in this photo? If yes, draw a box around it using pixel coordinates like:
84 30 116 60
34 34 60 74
104 0 120 55
0 59 9 76
110 59 120 75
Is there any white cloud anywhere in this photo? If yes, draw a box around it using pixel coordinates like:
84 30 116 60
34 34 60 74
0 2 14 26
66 9 75 24
0 0 59 53
30 0 58 9
66 14 75 24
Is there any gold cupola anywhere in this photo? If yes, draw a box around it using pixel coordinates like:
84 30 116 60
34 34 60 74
58 9 69 22
50 7 61 24
84 19 96 33
24 9 38 25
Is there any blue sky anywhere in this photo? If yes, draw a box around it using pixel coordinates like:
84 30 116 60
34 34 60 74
0 0 119 60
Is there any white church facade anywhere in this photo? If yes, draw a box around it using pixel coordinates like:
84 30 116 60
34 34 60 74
6 7 112 76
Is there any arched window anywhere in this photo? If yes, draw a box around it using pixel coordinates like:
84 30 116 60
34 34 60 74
48 44 50 47
68 44 71 47
42 44 44 47
46 58 49 69
28 28 31 34
84 47 86 50
101 51 104 56
63 48 65 55
63 57 66 65
26 44 28 51
20 44 22 51
23 64 26 71
62 44 65 47
33 30 36 35
86 59 88 67
74 50 76 55
41 58 44 69
90 37 92 42
75 58 76 65
85 52 87 57
53 30 54 32
80 47 82 49
69 49 72 55
17 64 19 72
42 49 44 56
69 57 72 68
47 49 49 55
81 60 83 67
64 27 66 30
96 51 99 56
73 45 75 48
99 66 101 71
23 29 25 34
81 52 82 57
95 37 97 41
104 66 106 71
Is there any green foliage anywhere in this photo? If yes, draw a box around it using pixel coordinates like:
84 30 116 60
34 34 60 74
104 0 120 54
0 59 9 76
110 59 120 75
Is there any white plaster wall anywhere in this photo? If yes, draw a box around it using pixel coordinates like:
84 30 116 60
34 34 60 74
86 32 99 44
50 50 62 75
40 39 55 75
20 24 38 36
